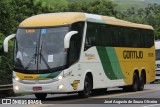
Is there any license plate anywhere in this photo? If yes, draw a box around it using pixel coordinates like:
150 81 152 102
33 86 42 91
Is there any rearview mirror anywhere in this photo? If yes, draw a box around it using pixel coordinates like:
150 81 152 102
64 31 78 49
3 34 16 52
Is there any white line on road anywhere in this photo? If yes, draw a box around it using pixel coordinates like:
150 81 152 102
27 104 55 107
141 104 160 107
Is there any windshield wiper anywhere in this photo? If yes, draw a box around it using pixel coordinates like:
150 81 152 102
24 45 51 71
39 45 51 70
24 45 38 70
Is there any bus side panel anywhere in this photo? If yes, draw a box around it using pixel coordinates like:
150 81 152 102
78 46 155 90
79 47 126 89
115 46 155 84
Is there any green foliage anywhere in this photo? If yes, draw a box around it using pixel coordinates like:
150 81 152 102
0 33 13 85
145 0 160 4
0 0 15 36
117 4 160 39
10 0 52 33
39 0 160 11
115 0 149 10
66 0 117 16
36 0 68 11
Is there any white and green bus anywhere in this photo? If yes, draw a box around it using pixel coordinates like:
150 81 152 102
3 12 155 100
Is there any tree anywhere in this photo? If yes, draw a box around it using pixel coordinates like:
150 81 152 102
0 0 15 36
10 0 52 33
117 3 160 39
67 0 117 16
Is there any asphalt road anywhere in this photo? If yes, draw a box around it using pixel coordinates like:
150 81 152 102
1 83 160 107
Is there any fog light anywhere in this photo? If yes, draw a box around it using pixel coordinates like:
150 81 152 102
14 86 19 90
15 77 20 81
58 76 63 80
58 85 63 89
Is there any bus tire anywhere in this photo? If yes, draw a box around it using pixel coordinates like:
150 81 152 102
35 93 47 100
78 75 92 98
138 73 145 91
130 73 139 92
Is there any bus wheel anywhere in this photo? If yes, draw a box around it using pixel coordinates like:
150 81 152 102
78 75 92 98
138 73 145 91
35 93 47 100
130 73 139 92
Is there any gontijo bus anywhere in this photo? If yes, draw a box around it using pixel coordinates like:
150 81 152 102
3 12 155 100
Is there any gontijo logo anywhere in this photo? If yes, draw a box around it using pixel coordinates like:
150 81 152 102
123 51 143 59
85 53 95 60
71 80 80 90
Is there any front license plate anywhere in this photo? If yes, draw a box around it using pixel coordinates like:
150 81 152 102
33 86 42 91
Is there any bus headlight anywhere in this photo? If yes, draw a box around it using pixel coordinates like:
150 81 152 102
58 75 63 80
15 77 20 81
14 86 19 90
56 71 72 80
58 85 64 89
13 76 21 82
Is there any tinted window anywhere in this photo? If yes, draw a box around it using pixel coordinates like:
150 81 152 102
84 22 154 50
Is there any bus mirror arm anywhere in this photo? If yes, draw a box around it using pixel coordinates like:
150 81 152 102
3 34 16 53
64 31 78 49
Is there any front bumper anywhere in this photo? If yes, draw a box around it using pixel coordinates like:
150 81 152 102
13 77 72 93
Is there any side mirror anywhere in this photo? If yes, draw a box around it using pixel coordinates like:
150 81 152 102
64 31 78 49
3 34 16 53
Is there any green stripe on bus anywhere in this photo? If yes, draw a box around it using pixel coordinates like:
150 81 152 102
97 47 117 80
105 47 125 79
96 47 125 80
37 71 61 79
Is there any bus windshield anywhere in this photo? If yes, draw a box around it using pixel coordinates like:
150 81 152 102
14 27 69 73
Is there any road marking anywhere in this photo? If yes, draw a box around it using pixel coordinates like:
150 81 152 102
91 90 159 98
27 104 54 107
141 104 160 107
38 104 55 107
